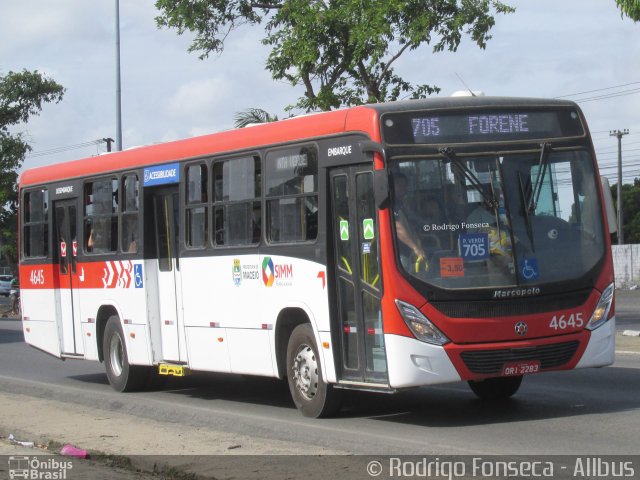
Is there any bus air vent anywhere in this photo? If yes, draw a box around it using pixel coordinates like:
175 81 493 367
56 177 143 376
460 341 580 374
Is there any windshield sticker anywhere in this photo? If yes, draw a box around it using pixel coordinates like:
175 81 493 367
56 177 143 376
339 220 349 241
362 218 375 240
440 257 464 278
520 257 539 281
362 242 371 254
459 233 489 261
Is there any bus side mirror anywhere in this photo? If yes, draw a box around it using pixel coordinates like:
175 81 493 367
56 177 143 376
601 177 617 234
374 170 390 210
358 140 389 209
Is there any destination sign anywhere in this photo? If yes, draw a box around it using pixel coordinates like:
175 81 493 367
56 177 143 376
382 109 584 145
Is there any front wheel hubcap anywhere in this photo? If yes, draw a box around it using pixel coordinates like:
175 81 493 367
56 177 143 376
109 334 124 377
292 344 318 400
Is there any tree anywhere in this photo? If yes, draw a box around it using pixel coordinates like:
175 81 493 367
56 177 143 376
233 108 278 128
0 69 65 271
610 178 640 244
155 0 514 112
615 0 640 21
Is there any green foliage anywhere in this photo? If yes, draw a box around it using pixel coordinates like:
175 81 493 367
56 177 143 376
155 0 513 112
0 69 65 271
610 178 640 244
615 0 640 21
233 108 278 128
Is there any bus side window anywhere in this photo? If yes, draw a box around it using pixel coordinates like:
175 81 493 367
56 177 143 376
265 146 318 243
186 164 208 249
22 188 49 258
122 174 139 253
212 156 261 246
84 177 118 254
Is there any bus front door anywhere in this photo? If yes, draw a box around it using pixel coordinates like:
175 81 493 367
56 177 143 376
330 166 388 385
53 199 82 355
152 187 184 362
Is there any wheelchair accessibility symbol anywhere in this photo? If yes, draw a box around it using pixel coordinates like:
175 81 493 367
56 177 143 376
134 264 144 288
521 258 539 281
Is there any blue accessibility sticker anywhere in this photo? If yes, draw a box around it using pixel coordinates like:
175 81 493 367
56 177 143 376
134 264 144 288
520 257 539 281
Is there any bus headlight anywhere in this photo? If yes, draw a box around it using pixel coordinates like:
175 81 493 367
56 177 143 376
586 283 615 331
395 300 450 345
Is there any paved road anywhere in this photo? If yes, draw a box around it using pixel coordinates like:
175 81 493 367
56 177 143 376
616 290 640 332
0 294 638 457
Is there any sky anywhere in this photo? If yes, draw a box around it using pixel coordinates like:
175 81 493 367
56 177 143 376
1 0 639 184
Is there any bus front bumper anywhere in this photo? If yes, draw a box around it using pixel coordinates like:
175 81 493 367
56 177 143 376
384 318 615 388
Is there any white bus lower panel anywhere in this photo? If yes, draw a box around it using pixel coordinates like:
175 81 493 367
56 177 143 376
81 322 99 361
576 317 616 369
123 324 153 366
23 319 61 358
227 329 276 377
185 327 231 373
384 334 461 389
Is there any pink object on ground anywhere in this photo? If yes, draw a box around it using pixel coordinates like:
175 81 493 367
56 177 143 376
59 444 90 459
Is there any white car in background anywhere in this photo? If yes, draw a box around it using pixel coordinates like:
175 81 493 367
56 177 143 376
0 275 13 296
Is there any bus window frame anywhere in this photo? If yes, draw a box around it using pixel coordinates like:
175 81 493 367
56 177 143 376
184 160 209 251
264 143 320 246
209 152 262 250
20 187 51 261
120 172 141 255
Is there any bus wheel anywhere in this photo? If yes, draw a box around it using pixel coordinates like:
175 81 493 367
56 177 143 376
103 315 148 392
286 324 342 418
468 376 523 400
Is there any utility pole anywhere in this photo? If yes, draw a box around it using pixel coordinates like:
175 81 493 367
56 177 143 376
102 138 115 152
115 0 123 151
610 129 629 244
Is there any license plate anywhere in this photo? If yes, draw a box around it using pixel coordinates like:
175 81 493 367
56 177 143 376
501 360 540 376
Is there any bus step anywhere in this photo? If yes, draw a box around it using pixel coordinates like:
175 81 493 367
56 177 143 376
334 380 395 394
158 364 190 377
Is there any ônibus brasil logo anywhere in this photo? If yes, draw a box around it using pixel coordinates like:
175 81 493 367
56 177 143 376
262 256 293 287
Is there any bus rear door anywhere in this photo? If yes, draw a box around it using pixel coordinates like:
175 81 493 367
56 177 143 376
151 186 185 362
53 198 82 355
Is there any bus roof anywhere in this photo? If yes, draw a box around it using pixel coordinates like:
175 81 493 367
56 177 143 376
20 105 379 187
19 96 579 187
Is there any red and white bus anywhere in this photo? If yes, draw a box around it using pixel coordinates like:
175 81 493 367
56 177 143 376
19 97 616 417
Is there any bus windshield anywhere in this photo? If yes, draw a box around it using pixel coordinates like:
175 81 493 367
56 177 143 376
391 149 605 290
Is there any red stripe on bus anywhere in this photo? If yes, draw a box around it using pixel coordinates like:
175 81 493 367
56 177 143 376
20 261 136 290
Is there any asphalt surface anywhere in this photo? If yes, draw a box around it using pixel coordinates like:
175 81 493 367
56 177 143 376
0 292 638 479
615 289 640 332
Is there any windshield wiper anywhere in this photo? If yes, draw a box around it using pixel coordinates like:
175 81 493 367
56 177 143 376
439 147 499 211
518 171 535 251
527 143 552 213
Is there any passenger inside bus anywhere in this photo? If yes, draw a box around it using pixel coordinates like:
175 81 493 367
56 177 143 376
393 172 426 269
86 222 94 253
420 196 445 248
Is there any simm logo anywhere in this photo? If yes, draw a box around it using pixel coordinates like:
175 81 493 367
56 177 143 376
262 257 293 287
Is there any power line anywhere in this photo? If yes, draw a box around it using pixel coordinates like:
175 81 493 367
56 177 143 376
574 88 640 104
555 81 640 99
26 139 106 159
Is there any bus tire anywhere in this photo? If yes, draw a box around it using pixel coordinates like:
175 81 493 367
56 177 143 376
286 324 342 418
103 315 148 392
468 376 523 400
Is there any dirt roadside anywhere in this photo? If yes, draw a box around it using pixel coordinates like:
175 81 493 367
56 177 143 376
0 390 345 479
